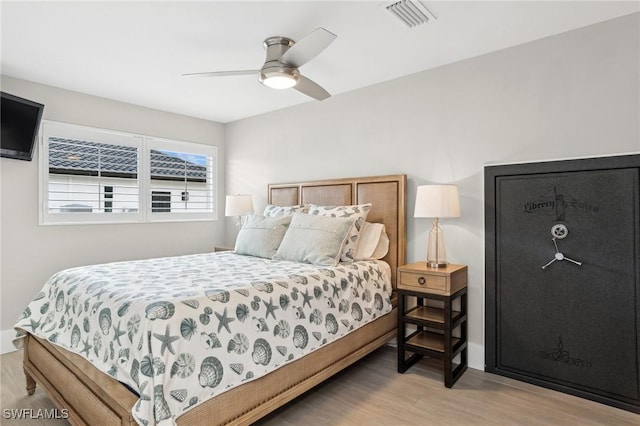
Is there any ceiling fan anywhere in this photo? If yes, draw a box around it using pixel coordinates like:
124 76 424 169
182 28 337 101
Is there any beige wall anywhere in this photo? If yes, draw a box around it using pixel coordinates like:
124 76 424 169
225 14 640 369
0 76 226 335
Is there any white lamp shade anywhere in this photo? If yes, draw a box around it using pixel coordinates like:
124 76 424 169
414 185 461 218
225 194 254 217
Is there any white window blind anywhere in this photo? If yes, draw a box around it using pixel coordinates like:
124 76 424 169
40 121 217 225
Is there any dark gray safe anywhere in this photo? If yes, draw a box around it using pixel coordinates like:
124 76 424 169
485 154 640 413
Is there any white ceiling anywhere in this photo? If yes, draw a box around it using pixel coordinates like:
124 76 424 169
2 1 638 123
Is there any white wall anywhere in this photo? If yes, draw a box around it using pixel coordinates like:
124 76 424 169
0 76 226 344
225 14 640 370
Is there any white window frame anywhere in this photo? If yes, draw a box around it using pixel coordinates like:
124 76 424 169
39 120 218 225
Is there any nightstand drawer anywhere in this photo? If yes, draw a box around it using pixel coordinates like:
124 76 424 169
397 263 467 295
399 271 446 291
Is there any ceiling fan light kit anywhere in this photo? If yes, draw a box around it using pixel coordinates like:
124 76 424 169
260 68 299 89
183 28 336 100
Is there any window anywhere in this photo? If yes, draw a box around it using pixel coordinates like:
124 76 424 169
151 191 171 213
40 121 217 225
104 186 113 213
146 137 216 222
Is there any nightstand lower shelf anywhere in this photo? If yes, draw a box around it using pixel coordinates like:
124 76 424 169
405 330 463 355
399 329 468 385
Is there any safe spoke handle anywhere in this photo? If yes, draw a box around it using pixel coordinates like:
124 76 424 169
541 237 582 269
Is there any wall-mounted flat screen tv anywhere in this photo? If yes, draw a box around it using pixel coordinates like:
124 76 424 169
1 92 45 161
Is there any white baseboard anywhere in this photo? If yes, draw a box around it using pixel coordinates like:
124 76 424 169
1 328 20 355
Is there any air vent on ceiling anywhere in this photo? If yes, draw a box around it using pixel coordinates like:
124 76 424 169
382 0 436 28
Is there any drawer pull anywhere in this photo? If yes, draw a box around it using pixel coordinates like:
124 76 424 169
418 277 426 285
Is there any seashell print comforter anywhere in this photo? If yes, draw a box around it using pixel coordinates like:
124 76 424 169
14 252 392 426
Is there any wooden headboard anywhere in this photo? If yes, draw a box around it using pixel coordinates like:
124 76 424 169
268 174 406 289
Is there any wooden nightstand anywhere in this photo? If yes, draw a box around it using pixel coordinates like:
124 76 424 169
397 262 468 388
214 246 234 252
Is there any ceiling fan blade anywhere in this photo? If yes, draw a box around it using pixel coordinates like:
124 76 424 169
182 70 258 78
294 75 331 101
280 27 337 68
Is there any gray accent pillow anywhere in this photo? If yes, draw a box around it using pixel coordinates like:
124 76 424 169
274 213 355 266
307 203 372 263
234 214 292 259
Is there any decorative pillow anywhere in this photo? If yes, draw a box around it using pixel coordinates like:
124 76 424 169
307 203 372 262
263 204 307 218
234 214 292 259
354 222 389 260
274 213 355 266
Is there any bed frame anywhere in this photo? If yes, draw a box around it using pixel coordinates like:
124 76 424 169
22 174 407 425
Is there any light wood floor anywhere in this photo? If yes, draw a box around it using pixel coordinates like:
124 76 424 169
1 346 638 425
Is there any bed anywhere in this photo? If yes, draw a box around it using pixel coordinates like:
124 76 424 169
17 174 406 425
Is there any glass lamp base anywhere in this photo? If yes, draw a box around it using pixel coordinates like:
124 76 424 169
426 218 447 268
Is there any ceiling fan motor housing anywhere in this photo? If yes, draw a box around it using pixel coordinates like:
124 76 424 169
263 36 295 60
259 36 300 88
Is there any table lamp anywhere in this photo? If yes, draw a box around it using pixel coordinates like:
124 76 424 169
225 194 254 227
414 185 461 267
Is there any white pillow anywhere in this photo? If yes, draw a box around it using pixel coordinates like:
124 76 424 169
370 229 389 260
263 204 307 218
307 203 372 263
354 222 389 260
234 214 292 259
274 213 355 266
